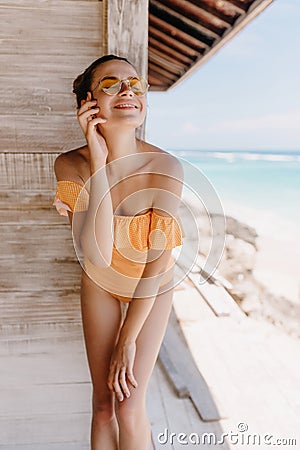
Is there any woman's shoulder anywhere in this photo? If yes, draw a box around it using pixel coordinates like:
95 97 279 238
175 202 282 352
142 141 183 179
142 142 183 213
54 146 89 183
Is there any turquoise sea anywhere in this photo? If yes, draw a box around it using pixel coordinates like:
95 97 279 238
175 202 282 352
170 150 300 225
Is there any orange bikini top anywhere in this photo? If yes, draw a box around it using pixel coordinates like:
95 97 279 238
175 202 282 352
53 180 184 251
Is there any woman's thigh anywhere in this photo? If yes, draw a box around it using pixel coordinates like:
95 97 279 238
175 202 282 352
80 270 122 404
118 286 174 409
136 286 173 389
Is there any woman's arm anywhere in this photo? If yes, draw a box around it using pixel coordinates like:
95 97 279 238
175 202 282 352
107 247 175 401
78 161 114 268
120 155 184 342
107 248 173 401
118 248 173 345
77 94 114 267
55 93 114 268
107 155 183 400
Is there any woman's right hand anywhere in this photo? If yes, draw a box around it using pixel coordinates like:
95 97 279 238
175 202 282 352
77 92 108 163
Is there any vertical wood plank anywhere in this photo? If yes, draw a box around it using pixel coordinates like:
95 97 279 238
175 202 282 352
105 0 149 139
106 0 148 77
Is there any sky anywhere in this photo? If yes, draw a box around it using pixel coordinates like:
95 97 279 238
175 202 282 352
146 0 300 152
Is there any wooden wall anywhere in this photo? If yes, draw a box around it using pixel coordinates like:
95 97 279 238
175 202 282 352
0 0 105 154
0 0 149 334
0 0 105 331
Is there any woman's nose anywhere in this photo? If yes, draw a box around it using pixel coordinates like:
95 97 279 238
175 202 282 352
119 80 134 96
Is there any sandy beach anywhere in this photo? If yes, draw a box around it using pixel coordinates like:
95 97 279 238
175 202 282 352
223 200 300 302
182 196 300 339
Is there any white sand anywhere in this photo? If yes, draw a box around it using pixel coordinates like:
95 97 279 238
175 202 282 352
222 199 300 304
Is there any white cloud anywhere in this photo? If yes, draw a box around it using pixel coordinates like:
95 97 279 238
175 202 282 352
209 109 300 133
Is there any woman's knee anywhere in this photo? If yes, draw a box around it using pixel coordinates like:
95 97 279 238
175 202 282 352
92 390 115 424
116 401 147 435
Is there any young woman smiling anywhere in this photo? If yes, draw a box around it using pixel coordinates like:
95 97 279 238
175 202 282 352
53 55 184 450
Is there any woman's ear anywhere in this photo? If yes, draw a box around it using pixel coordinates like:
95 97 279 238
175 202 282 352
80 91 93 107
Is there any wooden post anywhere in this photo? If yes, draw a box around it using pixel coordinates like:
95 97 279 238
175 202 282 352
103 0 149 139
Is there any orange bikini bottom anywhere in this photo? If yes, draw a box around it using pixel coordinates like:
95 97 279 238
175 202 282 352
82 246 175 303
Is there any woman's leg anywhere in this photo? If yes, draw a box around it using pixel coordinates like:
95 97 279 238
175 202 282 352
80 270 123 450
115 286 174 450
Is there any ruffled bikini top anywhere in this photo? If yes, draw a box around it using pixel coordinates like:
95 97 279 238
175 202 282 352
53 180 184 251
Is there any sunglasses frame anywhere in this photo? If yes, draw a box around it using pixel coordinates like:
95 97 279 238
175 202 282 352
92 76 149 96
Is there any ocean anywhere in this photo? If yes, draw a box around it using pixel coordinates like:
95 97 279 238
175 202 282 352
170 150 300 225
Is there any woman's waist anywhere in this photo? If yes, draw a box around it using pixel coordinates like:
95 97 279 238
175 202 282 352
83 246 147 276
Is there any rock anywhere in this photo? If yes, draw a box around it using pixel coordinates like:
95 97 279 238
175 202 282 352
240 294 261 314
223 214 258 248
225 237 256 271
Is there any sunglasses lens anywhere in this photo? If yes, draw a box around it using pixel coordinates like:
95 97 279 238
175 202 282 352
129 77 148 96
101 78 121 95
99 77 148 96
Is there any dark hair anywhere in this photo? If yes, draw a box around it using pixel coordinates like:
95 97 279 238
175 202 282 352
73 54 134 108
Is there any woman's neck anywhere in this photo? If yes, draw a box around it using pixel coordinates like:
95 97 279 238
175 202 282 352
101 127 139 164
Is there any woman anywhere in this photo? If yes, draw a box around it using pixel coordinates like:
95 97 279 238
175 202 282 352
53 54 184 450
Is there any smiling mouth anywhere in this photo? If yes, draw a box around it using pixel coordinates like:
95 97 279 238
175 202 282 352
114 103 138 109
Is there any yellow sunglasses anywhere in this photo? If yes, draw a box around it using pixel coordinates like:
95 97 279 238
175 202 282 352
92 76 149 96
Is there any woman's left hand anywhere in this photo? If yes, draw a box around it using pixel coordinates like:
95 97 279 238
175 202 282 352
107 340 138 401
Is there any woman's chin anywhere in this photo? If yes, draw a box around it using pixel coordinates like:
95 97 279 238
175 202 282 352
100 117 145 130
